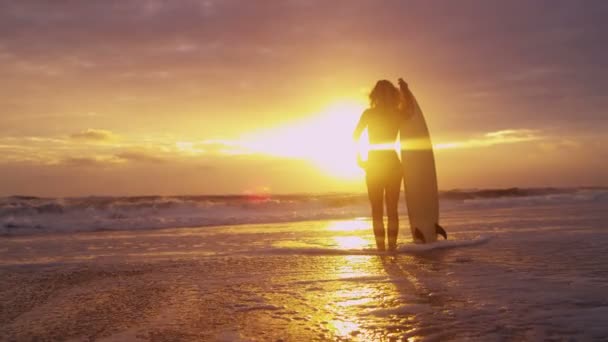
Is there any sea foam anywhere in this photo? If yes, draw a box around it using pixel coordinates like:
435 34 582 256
1 188 605 235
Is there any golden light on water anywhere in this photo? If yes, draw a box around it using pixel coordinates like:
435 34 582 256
255 226 430 340
335 287 375 307
326 220 373 250
328 320 361 338
333 236 369 250
326 220 369 232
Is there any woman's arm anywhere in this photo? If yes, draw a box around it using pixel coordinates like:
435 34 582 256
398 78 415 120
353 110 369 169
353 110 368 140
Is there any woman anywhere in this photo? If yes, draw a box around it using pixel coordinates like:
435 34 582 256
353 78 412 251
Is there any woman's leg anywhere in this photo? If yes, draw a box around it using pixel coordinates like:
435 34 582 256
366 172 385 250
385 167 403 251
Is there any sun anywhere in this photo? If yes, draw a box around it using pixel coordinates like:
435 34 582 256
240 100 369 180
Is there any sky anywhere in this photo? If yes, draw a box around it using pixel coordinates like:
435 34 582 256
1 0 607 196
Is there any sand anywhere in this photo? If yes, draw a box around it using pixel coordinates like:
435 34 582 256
1 198 607 341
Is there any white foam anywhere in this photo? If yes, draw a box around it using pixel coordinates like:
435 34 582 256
395 235 490 253
256 236 489 256
1 197 606 341
0 195 369 235
1 188 605 235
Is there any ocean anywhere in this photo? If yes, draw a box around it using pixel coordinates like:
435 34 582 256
0 187 607 340
1 187 605 235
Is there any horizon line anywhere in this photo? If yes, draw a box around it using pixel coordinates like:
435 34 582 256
3 185 607 199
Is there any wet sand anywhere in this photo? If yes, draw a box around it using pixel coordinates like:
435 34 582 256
1 206 607 341
0 228 452 341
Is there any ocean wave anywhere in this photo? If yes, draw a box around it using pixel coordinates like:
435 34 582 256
0 188 605 235
440 187 574 200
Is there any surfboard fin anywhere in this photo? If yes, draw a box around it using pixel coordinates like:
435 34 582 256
414 228 426 243
435 224 447 240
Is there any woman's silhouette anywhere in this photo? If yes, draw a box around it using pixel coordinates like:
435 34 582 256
354 79 412 251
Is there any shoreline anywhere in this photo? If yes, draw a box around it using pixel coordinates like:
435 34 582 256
2 187 606 237
1 201 607 340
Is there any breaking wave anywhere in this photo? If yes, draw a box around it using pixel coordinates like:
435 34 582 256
1 188 605 235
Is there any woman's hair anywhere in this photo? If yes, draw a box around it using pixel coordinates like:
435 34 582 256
369 80 400 109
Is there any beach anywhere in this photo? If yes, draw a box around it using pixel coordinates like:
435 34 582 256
1 191 607 341
2 1 607 340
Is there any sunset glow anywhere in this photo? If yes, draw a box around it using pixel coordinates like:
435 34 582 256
1 3 606 341
0 1 606 196
240 101 367 179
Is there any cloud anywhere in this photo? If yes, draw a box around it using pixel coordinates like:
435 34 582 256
61 157 112 167
60 150 166 167
115 151 165 163
435 129 542 150
69 129 118 142
484 129 538 140
172 140 252 156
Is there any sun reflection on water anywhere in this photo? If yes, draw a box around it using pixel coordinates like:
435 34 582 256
327 220 373 250
257 220 426 340
333 236 369 250
328 320 361 338
326 220 370 232
335 287 375 307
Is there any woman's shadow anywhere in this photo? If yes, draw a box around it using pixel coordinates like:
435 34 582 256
371 251 456 338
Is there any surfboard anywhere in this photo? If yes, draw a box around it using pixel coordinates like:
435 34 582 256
400 91 447 243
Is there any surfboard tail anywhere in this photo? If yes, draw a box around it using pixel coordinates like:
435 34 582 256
435 224 447 240
414 225 446 244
